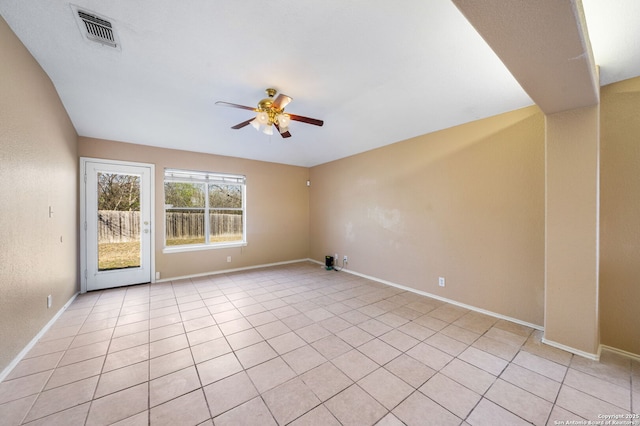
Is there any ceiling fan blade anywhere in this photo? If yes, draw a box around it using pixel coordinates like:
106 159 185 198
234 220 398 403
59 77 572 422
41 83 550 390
215 101 257 112
231 118 254 129
288 114 324 127
274 123 292 138
273 94 292 110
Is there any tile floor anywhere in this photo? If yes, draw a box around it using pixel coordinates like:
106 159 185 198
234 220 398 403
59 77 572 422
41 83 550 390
0 262 638 425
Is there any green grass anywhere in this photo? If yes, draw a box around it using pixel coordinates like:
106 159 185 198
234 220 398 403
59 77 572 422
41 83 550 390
99 234 243 270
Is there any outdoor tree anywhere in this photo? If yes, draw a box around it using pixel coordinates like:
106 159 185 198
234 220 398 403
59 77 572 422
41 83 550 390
98 173 140 211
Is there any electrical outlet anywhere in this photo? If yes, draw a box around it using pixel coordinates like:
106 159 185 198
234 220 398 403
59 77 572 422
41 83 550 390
438 277 445 287
227 256 232 263
47 295 52 308
155 271 161 280
334 253 338 264
343 255 348 263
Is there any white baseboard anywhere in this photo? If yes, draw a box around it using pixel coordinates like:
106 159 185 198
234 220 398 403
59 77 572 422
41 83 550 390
154 259 310 283
308 258 543 331
599 344 640 363
541 337 599 361
0 292 79 383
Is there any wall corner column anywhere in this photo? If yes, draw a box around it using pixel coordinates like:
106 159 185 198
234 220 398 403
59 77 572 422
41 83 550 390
544 104 600 357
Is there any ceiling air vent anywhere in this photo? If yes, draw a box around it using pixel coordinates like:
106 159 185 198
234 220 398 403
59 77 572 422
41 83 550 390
72 6 119 49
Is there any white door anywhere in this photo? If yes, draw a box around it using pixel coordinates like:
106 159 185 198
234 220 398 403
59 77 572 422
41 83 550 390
81 159 153 291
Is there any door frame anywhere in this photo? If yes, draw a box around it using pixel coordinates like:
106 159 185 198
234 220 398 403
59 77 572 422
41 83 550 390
80 157 155 293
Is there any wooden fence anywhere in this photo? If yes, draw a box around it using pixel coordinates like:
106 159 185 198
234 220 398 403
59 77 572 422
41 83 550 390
98 210 242 243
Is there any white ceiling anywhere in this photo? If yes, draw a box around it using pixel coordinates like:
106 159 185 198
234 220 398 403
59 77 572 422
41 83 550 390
1 1 639 167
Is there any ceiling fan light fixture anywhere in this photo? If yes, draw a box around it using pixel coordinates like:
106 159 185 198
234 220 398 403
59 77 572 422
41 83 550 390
256 111 270 125
262 125 274 136
276 113 290 128
250 118 261 130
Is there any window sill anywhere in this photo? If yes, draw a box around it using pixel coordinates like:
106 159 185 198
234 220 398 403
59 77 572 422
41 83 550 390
163 241 247 254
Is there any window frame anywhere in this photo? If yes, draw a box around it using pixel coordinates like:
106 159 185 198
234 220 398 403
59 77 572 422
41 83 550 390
162 168 246 253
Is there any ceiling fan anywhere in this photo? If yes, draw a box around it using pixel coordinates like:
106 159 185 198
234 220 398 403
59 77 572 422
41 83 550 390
215 88 324 138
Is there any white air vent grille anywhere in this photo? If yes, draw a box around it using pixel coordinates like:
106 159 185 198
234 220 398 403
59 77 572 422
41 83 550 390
73 7 119 48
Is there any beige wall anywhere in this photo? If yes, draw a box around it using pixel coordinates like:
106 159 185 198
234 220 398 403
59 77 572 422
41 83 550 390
78 138 310 279
0 17 79 372
599 77 640 356
310 106 546 326
544 105 600 356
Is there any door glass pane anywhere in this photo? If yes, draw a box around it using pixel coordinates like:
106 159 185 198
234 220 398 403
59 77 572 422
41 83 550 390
97 172 141 271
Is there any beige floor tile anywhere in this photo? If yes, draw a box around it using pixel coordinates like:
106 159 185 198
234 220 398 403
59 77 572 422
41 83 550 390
459 346 508 376
453 311 498 334
109 331 149 353
393 390 461 426
0 394 37 426
235 341 278 369
268 331 307 355
512 350 567 382
218 317 253 335
376 412 406 426
523 330 573 366
486 379 552 425
149 347 193 379
440 324 481 345
425 332 468 357
149 323 184 342
213 396 276 426
379 329 420 352
79 317 119 335
358 367 413 410
300 362 353 401
420 373 481 418
0 370 52 405
148 314 181 330
319 316 352 333
110 410 148 426
484 327 528 347
149 389 211 426
546 405 586 425
384 354 436 388
245 311 277 327
186 325 223 346
23 376 98 423
289 404 341 426
196 352 243 386
270 305 301 320
556 385 627 422
21 402 90 426
413 314 449 331
339 310 370 325
428 304 469 323
296 323 333 343
570 351 632 389
358 318 393 337
500 363 560 402
332 349 378 381
357 338 401 365
325 384 386 426
440 358 496 394
44 356 104 390
86 382 148 426
150 366 200 407
336 326 375 347
95 361 148 398
397 322 436 340
263 378 321 424
24 337 74 360
311 335 352 359
225 328 264 351
58 340 110 367
466 398 530 426
203 371 258 417
5 352 64 381
70 328 115 349
190 338 231 365
283 345 327 374
182 314 216 333
406 342 453 371
564 368 631 410
149 333 188 359
246 356 297 393
255 320 291 340
472 335 520 361
180 307 211 322
377 312 409 328
103 344 149 372
39 324 82 342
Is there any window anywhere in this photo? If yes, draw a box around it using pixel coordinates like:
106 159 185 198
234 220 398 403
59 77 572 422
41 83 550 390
164 169 246 250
